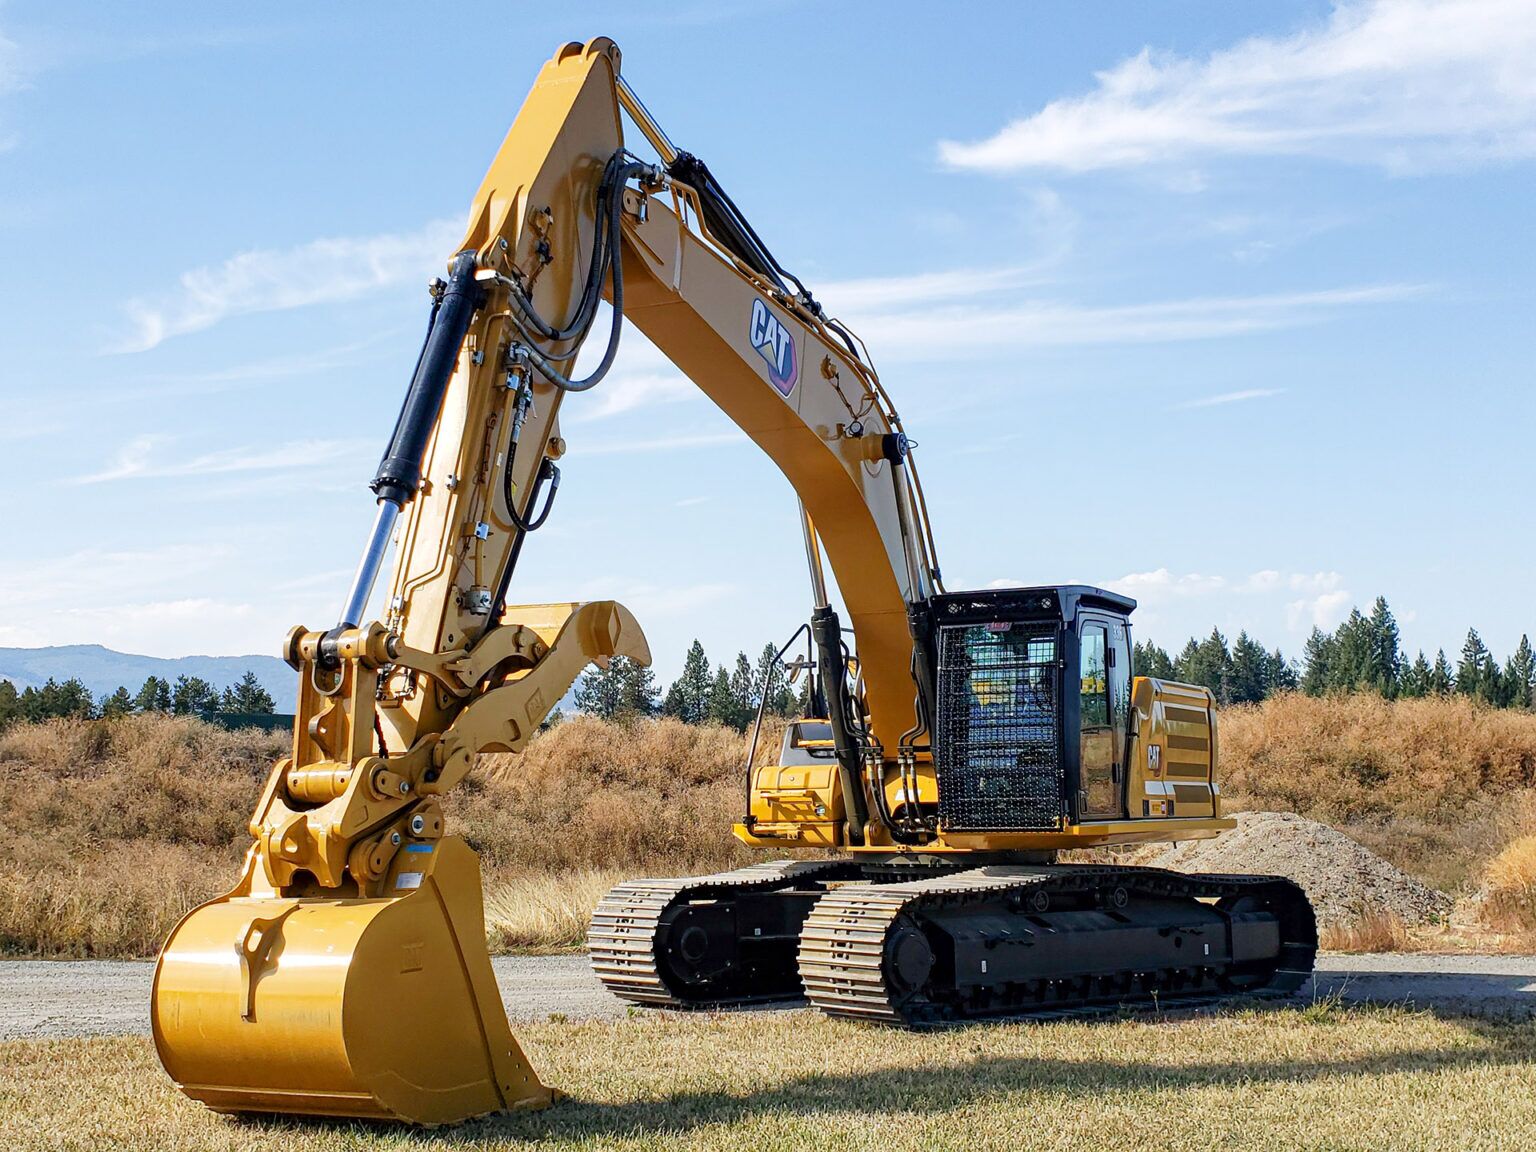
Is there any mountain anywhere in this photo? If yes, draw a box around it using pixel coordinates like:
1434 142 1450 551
0 644 296 705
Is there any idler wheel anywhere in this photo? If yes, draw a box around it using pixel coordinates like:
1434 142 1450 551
887 918 935 992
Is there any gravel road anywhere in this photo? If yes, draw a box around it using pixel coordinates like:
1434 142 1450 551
4 953 1536 1040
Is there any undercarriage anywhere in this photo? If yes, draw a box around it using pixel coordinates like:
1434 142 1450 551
590 858 1316 1025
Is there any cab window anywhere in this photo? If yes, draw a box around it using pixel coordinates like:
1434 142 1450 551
1080 626 1108 728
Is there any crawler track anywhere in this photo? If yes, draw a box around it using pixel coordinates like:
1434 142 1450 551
588 859 861 1006
798 865 1316 1025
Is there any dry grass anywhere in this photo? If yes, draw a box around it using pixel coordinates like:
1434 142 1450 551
1319 910 1413 953
484 869 634 952
1479 834 1536 933
8 697 1536 958
4 1007 1536 1150
0 713 764 958
1219 693 1536 892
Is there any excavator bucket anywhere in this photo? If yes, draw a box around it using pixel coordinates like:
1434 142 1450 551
152 836 553 1124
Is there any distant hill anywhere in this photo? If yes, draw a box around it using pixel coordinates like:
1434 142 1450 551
0 645 296 705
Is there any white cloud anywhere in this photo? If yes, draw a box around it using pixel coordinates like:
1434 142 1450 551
939 0 1536 175
816 266 1049 315
115 219 460 352
73 435 370 484
572 371 696 421
985 567 1355 646
580 431 748 456
839 282 1425 358
1177 387 1286 409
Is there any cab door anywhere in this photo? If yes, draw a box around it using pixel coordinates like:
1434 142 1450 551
1078 617 1128 820
1078 622 1114 818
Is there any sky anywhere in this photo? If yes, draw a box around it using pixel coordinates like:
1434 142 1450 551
0 0 1533 683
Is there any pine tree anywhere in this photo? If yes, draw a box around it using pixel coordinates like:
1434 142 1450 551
0 680 19 728
1182 629 1232 702
661 640 712 724
574 661 623 719
1364 596 1403 697
1429 649 1454 695
171 675 218 715
1133 641 1176 680
754 643 795 717
706 665 738 729
25 677 95 720
100 685 135 717
1173 639 1201 684
1505 635 1535 710
1331 609 1373 692
1301 628 1337 696
729 653 756 724
1228 631 1267 704
1401 651 1432 698
1457 630 1491 698
220 671 276 714
1266 648 1298 694
613 657 660 719
134 676 172 713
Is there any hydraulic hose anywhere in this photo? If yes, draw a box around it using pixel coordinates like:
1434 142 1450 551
508 157 653 393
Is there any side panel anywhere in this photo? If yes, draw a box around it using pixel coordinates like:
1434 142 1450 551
1127 677 1218 819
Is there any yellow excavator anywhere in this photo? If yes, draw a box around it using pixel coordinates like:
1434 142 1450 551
152 37 1315 1126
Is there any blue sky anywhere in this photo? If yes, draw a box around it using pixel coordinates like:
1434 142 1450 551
1 0 1532 682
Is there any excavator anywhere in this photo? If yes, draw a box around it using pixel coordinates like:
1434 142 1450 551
151 37 1316 1126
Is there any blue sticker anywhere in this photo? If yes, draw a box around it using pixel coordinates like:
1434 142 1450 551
406 843 434 853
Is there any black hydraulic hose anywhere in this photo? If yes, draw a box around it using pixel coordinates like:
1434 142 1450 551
666 151 818 309
504 152 627 344
810 606 868 846
491 456 555 618
511 159 651 393
506 457 560 534
371 250 483 506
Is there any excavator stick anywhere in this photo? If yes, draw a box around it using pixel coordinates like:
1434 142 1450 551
150 37 642 1125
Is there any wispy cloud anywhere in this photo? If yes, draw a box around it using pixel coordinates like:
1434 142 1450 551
580 431 748 456
73 435 370 484
838 281 1427 359
1177 387 1286 409
816 266 1051 314
115 219 460 352
939 0 1536 175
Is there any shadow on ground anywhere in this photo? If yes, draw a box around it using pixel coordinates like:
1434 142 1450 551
227 1006 1536 1144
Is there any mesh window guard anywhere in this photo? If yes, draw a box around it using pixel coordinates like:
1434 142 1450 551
935 621 1062 831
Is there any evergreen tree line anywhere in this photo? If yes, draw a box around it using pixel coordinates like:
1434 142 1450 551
0 670 277 729
574 640 810 731
1135 595 1535 709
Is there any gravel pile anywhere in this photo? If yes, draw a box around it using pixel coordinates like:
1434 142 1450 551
1134 810 1453 929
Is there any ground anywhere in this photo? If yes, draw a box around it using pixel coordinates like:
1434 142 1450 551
5 955 1536 1150
5 1007 1536 1151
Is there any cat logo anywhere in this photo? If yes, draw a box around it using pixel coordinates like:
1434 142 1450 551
749 297 798 396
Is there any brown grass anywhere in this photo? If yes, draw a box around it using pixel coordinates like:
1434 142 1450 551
4 1007 1536 1151
1479 834 1536 934
0 713 765 958
483 868 633 952
7 696 1536 958
1318 910 1413 952
1218 693 1536 892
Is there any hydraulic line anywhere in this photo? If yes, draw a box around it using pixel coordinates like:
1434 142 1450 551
503 155 657 394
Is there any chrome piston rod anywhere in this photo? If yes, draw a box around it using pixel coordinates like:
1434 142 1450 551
336 499 400 628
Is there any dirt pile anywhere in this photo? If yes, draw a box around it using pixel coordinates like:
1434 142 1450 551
1134 811 1453 929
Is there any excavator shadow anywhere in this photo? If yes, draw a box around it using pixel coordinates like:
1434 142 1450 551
216 1007 1536 1142
219 1009 1536 1142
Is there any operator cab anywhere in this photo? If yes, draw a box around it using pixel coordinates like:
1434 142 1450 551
926 585 1136 830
